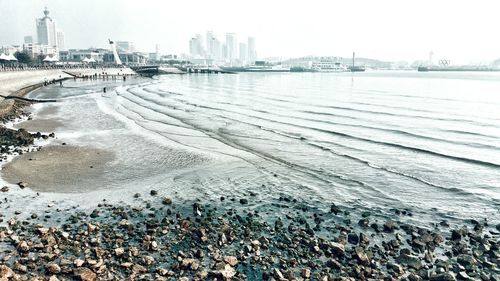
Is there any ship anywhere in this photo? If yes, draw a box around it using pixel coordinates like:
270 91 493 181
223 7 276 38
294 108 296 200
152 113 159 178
221 61 290 73
310 57 350 72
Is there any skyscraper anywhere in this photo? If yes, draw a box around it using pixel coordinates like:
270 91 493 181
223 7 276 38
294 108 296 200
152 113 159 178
36 7 57 46
239 42 247 62
56 30 65 50
24 36 33 44
247 37 256 63
225 33 237 61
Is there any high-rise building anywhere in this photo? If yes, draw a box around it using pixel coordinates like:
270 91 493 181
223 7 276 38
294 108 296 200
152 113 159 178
24 36 33 44
239 42 247 62
206 31 214 59
189 36 204 58
247 37 256 63
36 7 57 47
56 30 65 50
116 41 135 53
225 33 237 61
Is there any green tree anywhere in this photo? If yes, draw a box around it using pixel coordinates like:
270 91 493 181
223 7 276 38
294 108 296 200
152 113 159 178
14 51 32 64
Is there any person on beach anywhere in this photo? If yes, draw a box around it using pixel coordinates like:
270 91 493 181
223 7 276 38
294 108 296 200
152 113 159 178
59 80 62 87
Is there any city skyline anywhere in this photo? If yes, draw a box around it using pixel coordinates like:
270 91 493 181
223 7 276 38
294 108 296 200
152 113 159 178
1 0 500 64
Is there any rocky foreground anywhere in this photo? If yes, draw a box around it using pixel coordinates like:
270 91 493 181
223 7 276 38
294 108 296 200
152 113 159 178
0 193 498 281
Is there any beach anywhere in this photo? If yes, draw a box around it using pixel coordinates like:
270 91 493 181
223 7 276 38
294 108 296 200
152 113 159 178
0 72 498 280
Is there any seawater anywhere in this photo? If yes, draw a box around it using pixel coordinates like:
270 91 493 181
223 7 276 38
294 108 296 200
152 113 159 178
13 71 500 224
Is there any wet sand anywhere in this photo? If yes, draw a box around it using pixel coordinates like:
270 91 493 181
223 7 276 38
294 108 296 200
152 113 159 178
2 145 114 192
14 118 63 132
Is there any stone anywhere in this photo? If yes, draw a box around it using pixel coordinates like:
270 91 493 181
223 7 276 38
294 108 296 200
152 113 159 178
456 254 476 266
46 263 61 274
355 247 370 265
329 242 345 257
301 268 311 278
114 247 124 256
0 265 14 279
74 259 85 267
74 267 97 281
239 198 248 204
150 190 158 196
398 253 423 270
1 186 8 192
132 264 147 274
49 276 60 281
273 268 284 279
162 197 172 205
17 182 27 189
224 256 238 267
347 233 359 244
219 264 236 279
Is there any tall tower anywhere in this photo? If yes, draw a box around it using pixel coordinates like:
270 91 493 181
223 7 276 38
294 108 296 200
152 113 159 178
36 7 58 46
225 33 237 61
247 37 256 63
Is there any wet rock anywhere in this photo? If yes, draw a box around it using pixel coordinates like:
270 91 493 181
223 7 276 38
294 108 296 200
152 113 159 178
239 198 248 205
114 247 124 256
273 268 284 279
17 182 27 189
150 190 158 196
355 247 370 265
430 272 457 281
397 253 423 270
1 186 8 192
132 264 147 274
347 233 359 245
218 264 236 279
456 254 477 267
162 197 172 205
329 242 346 257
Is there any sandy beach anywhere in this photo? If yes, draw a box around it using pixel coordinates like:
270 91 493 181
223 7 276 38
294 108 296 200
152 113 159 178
2 145 114 193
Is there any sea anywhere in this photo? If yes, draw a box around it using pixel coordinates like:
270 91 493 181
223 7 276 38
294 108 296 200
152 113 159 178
9 71 500 225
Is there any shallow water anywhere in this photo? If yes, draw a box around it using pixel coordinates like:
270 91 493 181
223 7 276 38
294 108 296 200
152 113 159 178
3 72 500 225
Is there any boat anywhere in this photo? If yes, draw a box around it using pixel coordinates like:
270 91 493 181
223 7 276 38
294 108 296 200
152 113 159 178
221 61 290 73
310 57 349 72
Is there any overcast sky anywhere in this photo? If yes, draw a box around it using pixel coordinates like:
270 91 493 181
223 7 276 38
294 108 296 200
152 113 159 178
1 0 499 64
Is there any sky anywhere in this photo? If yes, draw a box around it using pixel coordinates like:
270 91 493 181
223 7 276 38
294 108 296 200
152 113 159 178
1 0 500 64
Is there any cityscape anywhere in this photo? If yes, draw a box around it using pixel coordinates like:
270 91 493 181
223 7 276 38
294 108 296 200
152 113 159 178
0 1 499 280
3 7 500 71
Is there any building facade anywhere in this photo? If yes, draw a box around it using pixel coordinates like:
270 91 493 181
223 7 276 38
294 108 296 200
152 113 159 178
36 7 58 47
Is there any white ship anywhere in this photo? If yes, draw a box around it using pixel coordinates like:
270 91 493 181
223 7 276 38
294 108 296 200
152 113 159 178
310 57 349 72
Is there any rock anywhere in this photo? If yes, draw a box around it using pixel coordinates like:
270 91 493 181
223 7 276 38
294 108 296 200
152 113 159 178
330 204 341 214
451 229 462 241
133 193 141 198
397 253 423 270
1 186 8 192
347 233 359 244
150 190 158 196
157 268 168 276
273 268 284 279
430 273 457 281
0 265 14 279
301 268 311 278
219 264 236 279
73 267 96 281
181 258 200 271
355 247 370 265
74 259 85 267
329 242 345 257
144 255 155 265
224 256 238 267
17 240 29 252
49 276 60 281
114 247 124 256
162 197 172 205
383 220 397 232
239 198 248 204
46 263 61 274
132 264 147 274
17 182 27 189
456 254 477 266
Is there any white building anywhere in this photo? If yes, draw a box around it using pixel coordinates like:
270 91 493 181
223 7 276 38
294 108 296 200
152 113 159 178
116 41 135 53
189 35 204 59
247 37 256 63
225 33 237 61
57 30 65 50
36 7 58 47
239 42 247 63
24 36 33 44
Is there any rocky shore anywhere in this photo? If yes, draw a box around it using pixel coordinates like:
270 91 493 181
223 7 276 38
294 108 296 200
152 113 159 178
0 77 498 281
0 194 498 281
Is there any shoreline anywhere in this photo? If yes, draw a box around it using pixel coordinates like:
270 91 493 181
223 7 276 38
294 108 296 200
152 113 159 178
0 75 498 280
